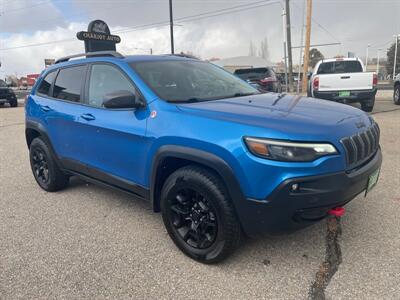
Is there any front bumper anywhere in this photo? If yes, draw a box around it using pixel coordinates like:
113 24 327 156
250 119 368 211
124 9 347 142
313 88 377 103
236 147 382 237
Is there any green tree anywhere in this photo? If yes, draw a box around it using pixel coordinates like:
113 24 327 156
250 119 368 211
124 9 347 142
386 41 400 78
309 48 324 68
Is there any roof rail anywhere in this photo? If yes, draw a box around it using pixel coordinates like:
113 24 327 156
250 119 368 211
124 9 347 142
55 51 124 64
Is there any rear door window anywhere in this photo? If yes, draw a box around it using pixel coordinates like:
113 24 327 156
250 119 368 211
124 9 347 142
53 65 85 102
37 71 57 96
317 61 363 74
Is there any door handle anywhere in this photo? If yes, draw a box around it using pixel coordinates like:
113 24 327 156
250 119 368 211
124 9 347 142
40 105 52 112
80 113 96 121
340 76 350 79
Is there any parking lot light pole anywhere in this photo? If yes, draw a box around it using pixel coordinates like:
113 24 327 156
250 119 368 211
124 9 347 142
376 48 381 76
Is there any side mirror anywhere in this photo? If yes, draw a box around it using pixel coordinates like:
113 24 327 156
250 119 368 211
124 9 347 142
103 90 143 109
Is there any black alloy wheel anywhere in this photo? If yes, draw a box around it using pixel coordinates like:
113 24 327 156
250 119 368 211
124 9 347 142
31 148 50 185
161 166 241 264
166 187 218 249
29 137 69 192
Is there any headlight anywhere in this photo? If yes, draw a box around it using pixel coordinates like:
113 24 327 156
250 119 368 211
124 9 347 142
244 137 338 162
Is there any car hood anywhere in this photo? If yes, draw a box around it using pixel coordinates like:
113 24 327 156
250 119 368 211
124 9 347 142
175 93 372 140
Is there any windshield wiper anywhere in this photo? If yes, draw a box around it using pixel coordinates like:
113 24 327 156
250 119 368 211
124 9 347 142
168 98 205 103
168 92 259 103
232 92 258 97
216 92 258 100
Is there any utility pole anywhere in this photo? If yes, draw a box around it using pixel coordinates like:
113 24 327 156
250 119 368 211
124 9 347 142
297 0 306 94
393 35 398 80
285 0 293 92
282 8 288 92
301 0 312 94
169 0 175 54
365 44 370 69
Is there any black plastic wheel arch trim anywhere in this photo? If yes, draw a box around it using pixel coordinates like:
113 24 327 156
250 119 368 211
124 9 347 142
150 146 247 221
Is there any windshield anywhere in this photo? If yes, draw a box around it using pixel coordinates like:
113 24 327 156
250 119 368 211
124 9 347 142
130 60 258 102
0 80 7 87
317 61 363 74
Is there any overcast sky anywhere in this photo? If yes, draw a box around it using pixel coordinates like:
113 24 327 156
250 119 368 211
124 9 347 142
0 0 399 76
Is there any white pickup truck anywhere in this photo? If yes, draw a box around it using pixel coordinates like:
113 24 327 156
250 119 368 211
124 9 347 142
308 58 377 112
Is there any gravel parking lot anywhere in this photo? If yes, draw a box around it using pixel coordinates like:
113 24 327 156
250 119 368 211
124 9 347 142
0 92 399 299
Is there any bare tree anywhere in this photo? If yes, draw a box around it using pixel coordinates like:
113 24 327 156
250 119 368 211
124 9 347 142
259 37 270 60
248 40 257 57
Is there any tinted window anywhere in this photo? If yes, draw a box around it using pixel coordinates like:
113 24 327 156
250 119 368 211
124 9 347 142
37 71 57 96
88 64 137 108
53 66 85 102
234 68 274 80
317 61 363 74
0 79 7 87
130 60 257 103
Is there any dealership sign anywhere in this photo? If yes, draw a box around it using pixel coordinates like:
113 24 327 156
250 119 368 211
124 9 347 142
77 20 121 52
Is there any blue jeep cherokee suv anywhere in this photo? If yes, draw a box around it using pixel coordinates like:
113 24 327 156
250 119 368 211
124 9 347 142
26 52 382 263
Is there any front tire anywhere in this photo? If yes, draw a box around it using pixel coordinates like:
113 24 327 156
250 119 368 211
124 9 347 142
161 166 241 264
361 96 375 112
394 85 400 105
29 137 69 192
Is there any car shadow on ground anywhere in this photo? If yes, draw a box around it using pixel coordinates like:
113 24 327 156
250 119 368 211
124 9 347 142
66 175 327 271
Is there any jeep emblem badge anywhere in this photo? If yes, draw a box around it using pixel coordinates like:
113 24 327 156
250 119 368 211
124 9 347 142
355 121 366 129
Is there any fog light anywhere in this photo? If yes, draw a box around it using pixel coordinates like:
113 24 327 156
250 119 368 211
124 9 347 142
291 183 299 191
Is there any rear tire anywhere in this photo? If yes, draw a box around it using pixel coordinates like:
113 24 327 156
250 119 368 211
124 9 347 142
29 137 69 192
394 84 400 105
9 98 17 107
160 165 241 264
361 96 375 112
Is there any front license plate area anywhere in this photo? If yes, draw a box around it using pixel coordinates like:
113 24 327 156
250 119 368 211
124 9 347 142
339 91 350 97
365 168 380 196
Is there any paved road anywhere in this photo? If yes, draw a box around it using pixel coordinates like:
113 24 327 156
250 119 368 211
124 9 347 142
0 95 399 299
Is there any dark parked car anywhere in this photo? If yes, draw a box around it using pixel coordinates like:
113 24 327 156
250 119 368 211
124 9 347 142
234 67 282 93
0 79 17 107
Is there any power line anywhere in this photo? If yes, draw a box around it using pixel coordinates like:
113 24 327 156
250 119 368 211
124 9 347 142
370 39 392 49
291 1 341 44
0 0 280 51
115 0 277 34
0 0 52 14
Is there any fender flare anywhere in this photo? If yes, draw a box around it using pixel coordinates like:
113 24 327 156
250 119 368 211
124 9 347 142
150 145 246 214
25 120 62 168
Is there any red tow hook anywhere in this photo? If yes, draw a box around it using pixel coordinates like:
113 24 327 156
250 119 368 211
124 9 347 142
328 207 345 217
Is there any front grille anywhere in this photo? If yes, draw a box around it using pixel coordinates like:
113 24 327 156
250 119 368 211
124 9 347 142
340 122 380 168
